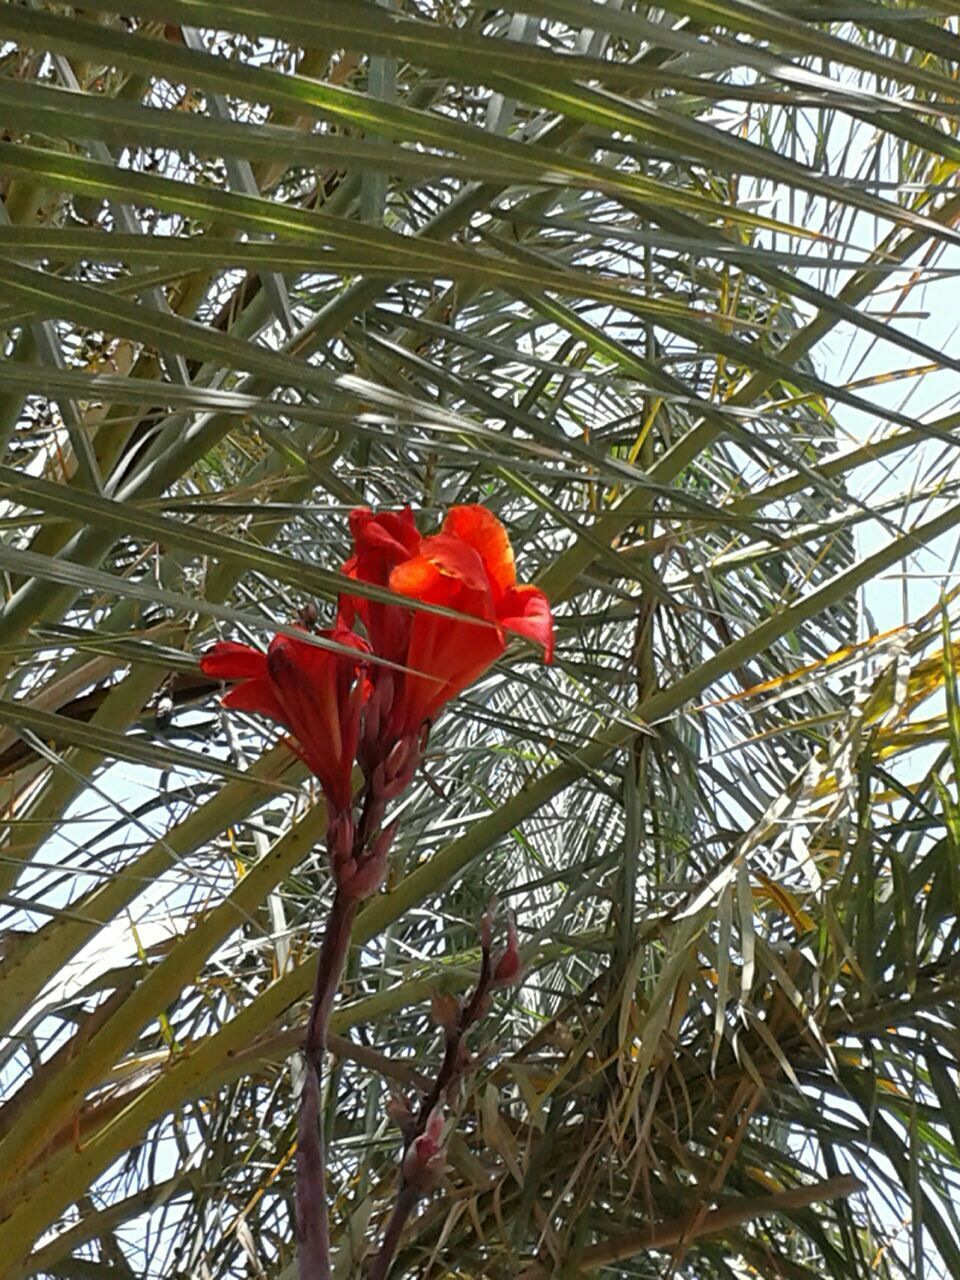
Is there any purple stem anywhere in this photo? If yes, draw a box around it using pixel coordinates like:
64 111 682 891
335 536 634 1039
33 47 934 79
367 945 495 1279
297 888 359 1280
367 1184 419 1280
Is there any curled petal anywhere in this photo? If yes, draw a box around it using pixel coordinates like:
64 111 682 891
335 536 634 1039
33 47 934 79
499 585 555 663
492 910 522 986
442 504 516 598
349 506 420 572
411 535 493 598
345 508 422 605
202 624 368 813
388 550 453 608
342 509 420 664
200 641 267 681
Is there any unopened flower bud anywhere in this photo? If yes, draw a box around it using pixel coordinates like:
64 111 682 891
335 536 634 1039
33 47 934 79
368 735 421 802
376 671 395 723
371 761 387 799
326 812 354 869
397 756 419 795
455 1040 473 1073
384 737 418 796
430 990 461 1029
385 737 410 781
337 817 396 898
333 855 359 890
492 910 521 987
479 908 494 952
402 1106 445 1185
472 991 491 1022
386 1092 414 1132
337 846 388 900
372 818 398 863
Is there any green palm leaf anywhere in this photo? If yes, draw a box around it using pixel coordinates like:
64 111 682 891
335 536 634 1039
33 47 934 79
1 2 958 1277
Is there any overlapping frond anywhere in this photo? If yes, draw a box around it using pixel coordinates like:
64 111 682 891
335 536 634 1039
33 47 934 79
1 1 959 1276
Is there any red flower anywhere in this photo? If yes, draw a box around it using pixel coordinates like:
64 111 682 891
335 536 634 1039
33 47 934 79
340 506 421 665
200 626 369 813
342 504 553 739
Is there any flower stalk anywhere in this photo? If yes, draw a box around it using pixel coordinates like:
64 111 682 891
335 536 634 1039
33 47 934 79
296 888 358 1280
367 911 518 1280
200 503 553 1278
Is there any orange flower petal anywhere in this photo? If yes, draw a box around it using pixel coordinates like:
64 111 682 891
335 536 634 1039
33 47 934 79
442 504 516 597
392 537 495 612
421 535 491 596
396 613 504 732
389 552 447 603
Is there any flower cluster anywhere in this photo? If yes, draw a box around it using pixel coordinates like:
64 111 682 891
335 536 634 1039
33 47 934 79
201 504 553 898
